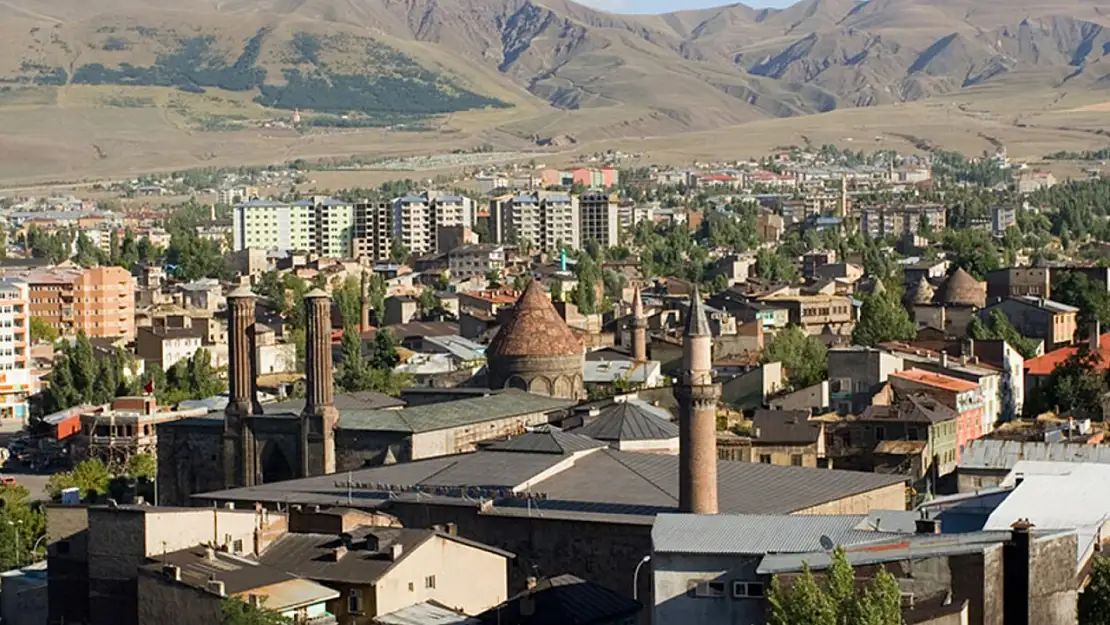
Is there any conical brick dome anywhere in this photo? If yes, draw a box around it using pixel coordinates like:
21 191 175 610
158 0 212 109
488 281 583 358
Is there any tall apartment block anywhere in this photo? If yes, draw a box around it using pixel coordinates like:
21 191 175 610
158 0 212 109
8 266 136 340
392 192 475 256
0 279 31 420
858 204 947 239
579 192 620 248
489 192 581 251
234 197 336 254
353 201 393 261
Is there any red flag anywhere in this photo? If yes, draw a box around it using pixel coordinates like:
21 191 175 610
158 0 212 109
143 379 154 394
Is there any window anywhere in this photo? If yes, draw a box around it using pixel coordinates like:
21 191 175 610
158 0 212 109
791 454 803 467
233 539 243 553
348 589 362 614
425 575 437 589
875 426 886 440
732 581 765 598
759 454 772 464
691 580 726 598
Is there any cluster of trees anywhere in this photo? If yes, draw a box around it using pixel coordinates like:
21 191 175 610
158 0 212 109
153 349 227 406
852 284 915 347
967 310 1040 359
760 327 828 390
931 150 1012 187
43 334 141 414
0 484 45 570
45 455 156 500
1053 272 1110 329
23 225 71 264
768 547 902 625
337 327 408 396
1025 347 1108 418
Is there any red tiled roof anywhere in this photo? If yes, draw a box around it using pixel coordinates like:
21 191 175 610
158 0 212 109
1025 334 1110 376
890 368 979 393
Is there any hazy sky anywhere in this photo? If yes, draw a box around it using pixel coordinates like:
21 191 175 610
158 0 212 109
576 0 797 12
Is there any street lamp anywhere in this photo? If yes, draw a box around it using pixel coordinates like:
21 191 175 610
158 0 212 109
633 554 651 601
7 519 22 567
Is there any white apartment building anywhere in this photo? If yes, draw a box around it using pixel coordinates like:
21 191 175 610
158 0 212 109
392 192 475 256
448 244 505 280
233 199 320 253
489 192 580 251
579 192 620 248
0 279 31 420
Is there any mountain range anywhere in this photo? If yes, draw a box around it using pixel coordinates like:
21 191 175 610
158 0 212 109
1 0 1109 137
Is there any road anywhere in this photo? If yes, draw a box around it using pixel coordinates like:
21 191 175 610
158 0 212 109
0 419 53 502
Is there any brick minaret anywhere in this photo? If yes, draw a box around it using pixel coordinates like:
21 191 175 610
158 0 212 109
224 286 258 488
303 289 339 475
676 286 720 514
359 270 371 333
631 285 647 362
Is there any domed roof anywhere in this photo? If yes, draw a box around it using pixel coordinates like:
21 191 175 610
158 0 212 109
937 268 986 307
488 281 583 358
905 276 936 305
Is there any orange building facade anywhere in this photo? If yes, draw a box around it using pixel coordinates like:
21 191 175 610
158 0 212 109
11 266 136 340
890 368 985 462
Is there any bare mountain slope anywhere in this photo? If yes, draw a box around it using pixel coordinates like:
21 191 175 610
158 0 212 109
1 0 1109 137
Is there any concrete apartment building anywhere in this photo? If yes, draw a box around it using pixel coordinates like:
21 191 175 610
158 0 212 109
858 203 946 238
890 369 984 462
353 201 393 262
489 192 580 251
0 279 31 420
392 192 476 257
448 244 505 280
828 347 905 414
234 197 337 255
9 266 136 340
980 296 1078 351
757 294 854 335
579 192 620 248
986 267 1052 301
135 326 204 371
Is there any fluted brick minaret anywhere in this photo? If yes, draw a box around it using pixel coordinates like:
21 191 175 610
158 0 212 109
303 289 339 475
631 285 647 362
359 270 371 334
676 286 720 514
225 286 258 488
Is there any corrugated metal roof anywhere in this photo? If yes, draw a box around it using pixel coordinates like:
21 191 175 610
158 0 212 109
575 403 678 442
486 426 606 454
339 389 575 433
475 574 640 625
377 602 478 625
959 439 1110 471
244 578 339 611
652 513 915 555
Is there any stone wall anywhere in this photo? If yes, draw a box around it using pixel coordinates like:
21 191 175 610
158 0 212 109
87 508 146 625
157 423 225 506
136 572 221 625
1029 533 1078 625
793 482 906 514
46 505 90 625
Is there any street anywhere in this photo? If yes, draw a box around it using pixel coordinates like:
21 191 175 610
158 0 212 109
0 419 53 502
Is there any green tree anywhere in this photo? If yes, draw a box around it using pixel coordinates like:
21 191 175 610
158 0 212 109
760 327 828 390
1053 271 1110 329
417 287 441 319
46 458 112 500
1081 556 1110 625
126 453 157 481
389 238 411 265
768 547 902 625
336 326 369 393
942 229 1001 280
967 310 1041 359
0 484 46 569
852 287 915 347
220 597 290 625
29 316 58 343
755 248 799 283
1026 348 1107 418
331 275 362 327
370 329 400 370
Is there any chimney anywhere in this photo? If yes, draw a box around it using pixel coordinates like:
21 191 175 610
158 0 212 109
389 543 404 561
940 352 948 368
526 576 538 590
204 546 216 562
206 579 226 597
915 513 941 534
1091 321 1102 351
247 594 260 608
162 564 181 582
330 545 347 561
1003 519 1034 625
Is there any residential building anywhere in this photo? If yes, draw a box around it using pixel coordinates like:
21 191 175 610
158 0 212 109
0 279 31 420
73 397 208 467
9 266 136 340
957 439 1110 492
890 369 984 461
827 347 904 414
757 294 854 336
392 192 476 257
748 409 826 468
980 296 1078 351
992 205 1017 235
579 192 620 248
176 278 224 312
617 203 656 233
234 197 350 256
1024 329 1110 395
353 201 394 262
755 212 784 243
489 192 580 251
802 249 837 278
0 561 47 625
383 296 419 326
985 267 1052 300
1017 171 1057 194
436 225 479 255
858 204 946 238
135 326 204 371
540 167 619 189
448 244 505 280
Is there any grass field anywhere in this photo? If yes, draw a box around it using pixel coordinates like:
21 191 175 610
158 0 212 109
0 80 1108 192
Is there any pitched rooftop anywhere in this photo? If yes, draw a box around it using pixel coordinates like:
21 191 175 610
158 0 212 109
685 285 712 337
488 281 583 358
575 402 679 442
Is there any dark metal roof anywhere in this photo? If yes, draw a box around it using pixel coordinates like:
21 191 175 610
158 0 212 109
266 391 406 414
475 574 640 625
146 546 293 595
338 389 576 433
198 447 906 523
575 403 679 442
486 427 606 454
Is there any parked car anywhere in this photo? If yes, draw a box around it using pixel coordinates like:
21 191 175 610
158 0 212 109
0 476 16 486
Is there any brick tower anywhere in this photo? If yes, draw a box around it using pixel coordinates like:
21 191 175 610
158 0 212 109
302 289 339 475
224 286 258 489
631 285 647 362
676 286 720 514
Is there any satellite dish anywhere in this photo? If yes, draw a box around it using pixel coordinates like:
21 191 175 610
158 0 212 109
819 535 835 551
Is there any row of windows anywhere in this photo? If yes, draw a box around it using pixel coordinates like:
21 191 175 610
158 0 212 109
690 579 765 600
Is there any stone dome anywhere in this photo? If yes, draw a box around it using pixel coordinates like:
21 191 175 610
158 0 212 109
905 276 936 306
487 281 585 400
937 268 986 308
488 281 583 358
